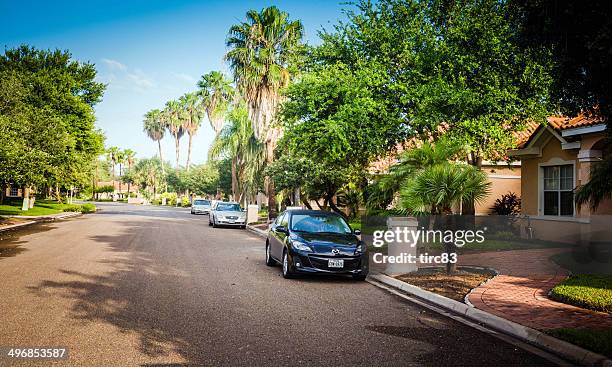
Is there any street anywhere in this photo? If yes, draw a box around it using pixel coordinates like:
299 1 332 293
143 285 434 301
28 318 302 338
0 203 559 366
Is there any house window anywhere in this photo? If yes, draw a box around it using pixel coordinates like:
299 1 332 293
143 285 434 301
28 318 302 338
9 186 19 197
543 165 574 216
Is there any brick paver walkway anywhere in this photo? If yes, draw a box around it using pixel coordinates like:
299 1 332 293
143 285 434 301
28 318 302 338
460 249 612 330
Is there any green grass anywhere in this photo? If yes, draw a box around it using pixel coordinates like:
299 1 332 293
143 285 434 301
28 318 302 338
0 199 96 216
419 238 571 252
549 275 612 313
547 328 612 358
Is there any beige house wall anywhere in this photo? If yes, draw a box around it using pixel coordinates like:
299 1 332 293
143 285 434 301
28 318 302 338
476 165 521 215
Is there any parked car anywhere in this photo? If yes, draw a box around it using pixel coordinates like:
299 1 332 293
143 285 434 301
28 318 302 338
265 209 368 280
191 199 211 215
209 201 247 228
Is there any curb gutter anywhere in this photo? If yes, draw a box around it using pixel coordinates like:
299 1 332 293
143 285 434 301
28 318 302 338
0 212 82 233
246 224 267 238
369 273 611 367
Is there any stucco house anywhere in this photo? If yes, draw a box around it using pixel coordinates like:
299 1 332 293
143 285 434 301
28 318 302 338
509 114 610 243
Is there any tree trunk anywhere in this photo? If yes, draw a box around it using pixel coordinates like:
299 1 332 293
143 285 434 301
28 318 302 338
265 141 277 220
327 193 346 217
186 132 193 170
0 182 6 204
158 140 165 174
443 214 458 274
231 157 239 202
300 194 312 209
174 133 180 168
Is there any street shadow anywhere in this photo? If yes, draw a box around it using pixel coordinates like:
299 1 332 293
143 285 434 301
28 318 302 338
0 223 55 260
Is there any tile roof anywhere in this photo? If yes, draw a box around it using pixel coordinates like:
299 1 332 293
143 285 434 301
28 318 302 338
514 114 604 148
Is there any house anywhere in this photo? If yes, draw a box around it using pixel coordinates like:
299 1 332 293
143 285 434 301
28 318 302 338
369 145 521 215
3 185 23 198
509 114 610 243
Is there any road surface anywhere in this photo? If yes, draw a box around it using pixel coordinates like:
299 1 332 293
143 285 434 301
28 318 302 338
0 203 561 366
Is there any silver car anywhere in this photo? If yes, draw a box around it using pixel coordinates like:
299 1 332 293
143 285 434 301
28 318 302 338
209 201 247 228
191 199 211 215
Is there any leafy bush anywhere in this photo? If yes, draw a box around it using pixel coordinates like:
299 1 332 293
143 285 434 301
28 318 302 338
181 196 190 207
81 203 96 213
491 192 521 215
151 199 161 205
63 204 82 212
95 185 115 194
550 275 612 313
159 192 177 205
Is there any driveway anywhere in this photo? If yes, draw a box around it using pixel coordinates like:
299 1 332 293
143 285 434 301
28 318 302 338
0 203 559 366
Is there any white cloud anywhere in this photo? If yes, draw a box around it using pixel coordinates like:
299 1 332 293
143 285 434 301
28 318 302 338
101 58 127 71
99 58 155 92
172 72 196 83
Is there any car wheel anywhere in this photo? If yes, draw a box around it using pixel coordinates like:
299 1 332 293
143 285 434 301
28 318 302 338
352 273 368 281
282 250 294 279
265 242 275 266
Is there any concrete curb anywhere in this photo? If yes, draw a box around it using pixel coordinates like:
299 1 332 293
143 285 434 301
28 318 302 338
369 273 611 367
246 224 267 238
0 212 83 233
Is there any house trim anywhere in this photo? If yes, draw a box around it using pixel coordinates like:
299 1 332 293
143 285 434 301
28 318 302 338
561 124 606 137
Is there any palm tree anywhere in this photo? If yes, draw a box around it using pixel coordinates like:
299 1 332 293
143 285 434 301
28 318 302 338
209 104 265 203
143 109 166 174
179 92 203 170
164 100 185 168
106 146 120 192
400 163 490 273
197 71 234 133
123 149 136 196
225 6 304 218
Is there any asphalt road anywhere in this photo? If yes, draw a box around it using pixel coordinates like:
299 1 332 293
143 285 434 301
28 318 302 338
0 203 561 366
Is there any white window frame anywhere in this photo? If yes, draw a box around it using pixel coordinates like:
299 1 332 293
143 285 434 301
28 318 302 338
9 186 19 197
538 158 576 217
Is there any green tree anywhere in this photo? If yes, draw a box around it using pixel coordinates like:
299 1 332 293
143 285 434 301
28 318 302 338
225 6 304 217
197 71 234 133
143 109 165 174
164 100 185 168
179 92 203 170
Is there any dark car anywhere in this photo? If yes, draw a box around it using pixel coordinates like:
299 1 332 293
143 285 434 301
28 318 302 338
265 209 368 280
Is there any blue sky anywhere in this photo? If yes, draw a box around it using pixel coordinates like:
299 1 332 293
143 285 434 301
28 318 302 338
0 0 347 165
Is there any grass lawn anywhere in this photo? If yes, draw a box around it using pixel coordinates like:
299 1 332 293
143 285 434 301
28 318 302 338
0 199 83 216
549 274 612 313
547 328 612 358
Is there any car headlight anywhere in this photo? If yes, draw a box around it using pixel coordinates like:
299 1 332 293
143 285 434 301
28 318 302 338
292 241 312 252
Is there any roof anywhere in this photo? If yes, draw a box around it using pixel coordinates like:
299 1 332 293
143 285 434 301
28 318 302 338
515 114 605 149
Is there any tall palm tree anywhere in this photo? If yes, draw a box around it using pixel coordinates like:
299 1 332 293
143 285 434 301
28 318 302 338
209 104 265 203
197 71 234 133
164 100 185 168
225 6 304 218
123 149 136 196
105 146 120 192
143 109 166 174
179 92 203 170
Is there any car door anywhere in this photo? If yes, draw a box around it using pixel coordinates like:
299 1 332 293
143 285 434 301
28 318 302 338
270 212 287 259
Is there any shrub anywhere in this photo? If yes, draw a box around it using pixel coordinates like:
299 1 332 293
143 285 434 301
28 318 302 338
81 203 97 213
550 274 612 313
159 192 177 205
547 328 612 358
63 204 82 212
491 192 521 215
181 196 190 207
95 185 115 194
151 199 161 205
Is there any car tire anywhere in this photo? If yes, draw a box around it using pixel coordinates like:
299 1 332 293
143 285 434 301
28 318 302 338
208 218 213 226
352 273 368 281
265 242 275 266
282 250 294 279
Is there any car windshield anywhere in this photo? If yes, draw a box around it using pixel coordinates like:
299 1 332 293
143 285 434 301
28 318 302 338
290 214 351 234
216 203 241 211
193 200 210 206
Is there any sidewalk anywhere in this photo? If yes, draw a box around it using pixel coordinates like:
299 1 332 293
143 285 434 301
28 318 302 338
460 248 612 330
0 211 81 232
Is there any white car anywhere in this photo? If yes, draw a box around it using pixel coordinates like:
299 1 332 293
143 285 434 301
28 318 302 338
191 199 211 215
209 201 247 228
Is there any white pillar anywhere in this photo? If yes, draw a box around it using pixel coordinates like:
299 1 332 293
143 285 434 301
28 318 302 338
385 216 419 275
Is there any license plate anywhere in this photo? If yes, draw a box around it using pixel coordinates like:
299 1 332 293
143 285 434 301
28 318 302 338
328 259 344 268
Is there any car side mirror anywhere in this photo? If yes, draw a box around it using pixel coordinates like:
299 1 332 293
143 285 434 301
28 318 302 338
354 229 361 235
276 226 288 234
